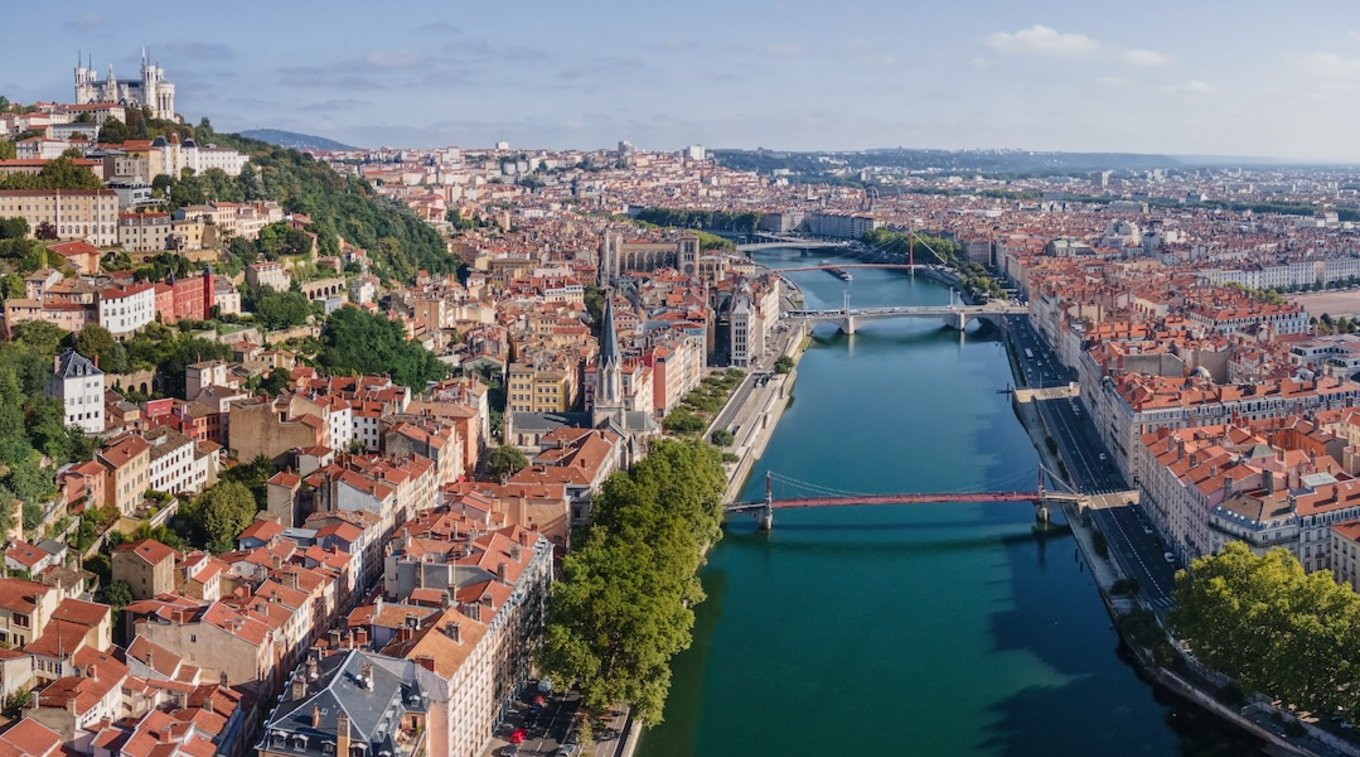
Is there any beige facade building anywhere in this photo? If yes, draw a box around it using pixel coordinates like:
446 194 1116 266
96 433 150 515
0 189 118 246
111 538 177 600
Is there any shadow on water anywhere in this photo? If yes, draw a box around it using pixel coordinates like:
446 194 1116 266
637 571 728 757
978 461 1266 755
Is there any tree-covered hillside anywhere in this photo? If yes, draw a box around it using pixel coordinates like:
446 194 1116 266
94 112 454 284
198 123 454 283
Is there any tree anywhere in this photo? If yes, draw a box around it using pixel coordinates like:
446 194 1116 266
252 288 312 331
237 163 263 201
96 119 128 145
0 157 103 191
0 218 26 241
255 222 312 259
662 408 705 435
1170 542 1360 721
104 580 133 609
538 439 725 724
10 321 66 358
222 453 276 509
709 429 735 447
773 355 795 374
75 324 126 374
488 445 529 483
583 285 605 331
192 481 257 553
258 367 293 396
33 222 57 241
0 141 14 161
0 273 22 302
317 307 449 389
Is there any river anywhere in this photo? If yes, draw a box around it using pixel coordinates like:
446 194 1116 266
638 250 1257 756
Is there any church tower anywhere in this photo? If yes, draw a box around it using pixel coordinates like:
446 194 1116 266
74 52 97 104
598 296 622 407
592 295 625 429
598 232 622 288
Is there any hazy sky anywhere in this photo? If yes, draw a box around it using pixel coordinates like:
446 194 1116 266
8 0 1360 159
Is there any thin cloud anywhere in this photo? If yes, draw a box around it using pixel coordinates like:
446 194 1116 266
364 50 421 68
1121 48 1170 66
983 25 1099 58
1168 79 1213 95
65 12 105 31
1299 52 1360 81
762 43 804 58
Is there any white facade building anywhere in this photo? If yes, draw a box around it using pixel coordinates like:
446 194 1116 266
48 349 104 434
97 283 156 336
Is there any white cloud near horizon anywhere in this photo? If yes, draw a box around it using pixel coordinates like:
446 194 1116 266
1122 48 1171 66
984 25 1099 57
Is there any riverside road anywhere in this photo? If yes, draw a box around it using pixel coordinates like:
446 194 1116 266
1006 313 1180 613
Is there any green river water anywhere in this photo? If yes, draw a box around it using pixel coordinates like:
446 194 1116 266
638 250 1258 756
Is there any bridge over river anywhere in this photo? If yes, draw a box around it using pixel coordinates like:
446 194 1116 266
725 466 1105 531
786 299 1026 334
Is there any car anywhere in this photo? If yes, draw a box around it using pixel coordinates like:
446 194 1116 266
1163 552 1175 563
1143 526 1154 535
1098 453 1108 461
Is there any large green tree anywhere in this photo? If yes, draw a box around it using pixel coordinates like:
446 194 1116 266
251 288 313 331
1171 542 1360 721
538 439 725 724
488 445 529 483
0 157 103 191
316 307 449 389
192 481 258 554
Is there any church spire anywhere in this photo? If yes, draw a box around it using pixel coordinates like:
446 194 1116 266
600 294 620 368
598 294 622 407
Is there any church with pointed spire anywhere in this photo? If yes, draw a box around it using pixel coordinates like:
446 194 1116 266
591 296 625 426
590 293 659 448
74 49 178 121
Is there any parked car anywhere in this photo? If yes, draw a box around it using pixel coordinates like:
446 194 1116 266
1163 552 1175 563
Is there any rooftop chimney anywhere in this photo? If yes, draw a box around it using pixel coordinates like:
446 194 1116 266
359 660 374 690
292 675 307 701
497 561 507 583
443 621 461 644
336 714 351 757
311 704 321 728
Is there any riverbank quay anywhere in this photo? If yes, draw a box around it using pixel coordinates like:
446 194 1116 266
1002 315 1353 757
719 323 806 505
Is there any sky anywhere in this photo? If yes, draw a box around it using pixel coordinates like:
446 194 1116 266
8 0 1360 160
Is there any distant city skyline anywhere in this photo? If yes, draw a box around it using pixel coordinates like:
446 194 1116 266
10 0 1360 160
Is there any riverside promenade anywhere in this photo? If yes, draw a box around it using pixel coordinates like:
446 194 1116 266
716 322 807 505
1002 316 1350 757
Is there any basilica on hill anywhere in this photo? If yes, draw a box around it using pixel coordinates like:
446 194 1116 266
73 48 178 122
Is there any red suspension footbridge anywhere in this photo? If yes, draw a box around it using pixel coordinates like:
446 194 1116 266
724 464 1085 531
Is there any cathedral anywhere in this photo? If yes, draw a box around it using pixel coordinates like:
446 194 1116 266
73 49 178 121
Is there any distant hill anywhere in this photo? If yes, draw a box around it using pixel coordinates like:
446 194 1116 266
239 129 357 151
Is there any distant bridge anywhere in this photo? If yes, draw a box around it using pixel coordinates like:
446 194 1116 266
726 467 1086 531
786 301 1026 334
737 240 852 252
